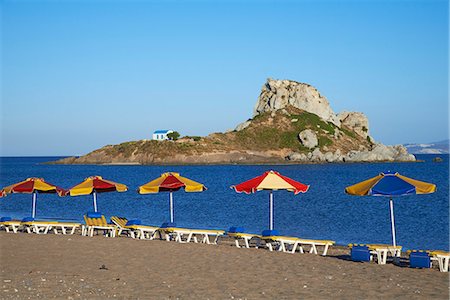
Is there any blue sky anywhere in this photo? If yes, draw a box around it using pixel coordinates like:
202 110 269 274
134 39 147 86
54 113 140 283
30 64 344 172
1 0 448 156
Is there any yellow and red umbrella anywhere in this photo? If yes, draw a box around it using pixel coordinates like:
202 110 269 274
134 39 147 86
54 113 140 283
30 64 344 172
231 170 310 231
66 176 128 212
0 177 66 218
138 172 206 224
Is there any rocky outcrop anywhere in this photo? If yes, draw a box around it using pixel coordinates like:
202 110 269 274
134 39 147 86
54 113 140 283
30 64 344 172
254 79 341 126
338 112 369 139
53 78 416 165
298 129 318 149
344 144 415 162
254 79 377 141
286 144 415 163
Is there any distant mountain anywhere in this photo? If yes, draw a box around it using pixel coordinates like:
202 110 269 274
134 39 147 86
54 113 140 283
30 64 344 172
404 139 449 154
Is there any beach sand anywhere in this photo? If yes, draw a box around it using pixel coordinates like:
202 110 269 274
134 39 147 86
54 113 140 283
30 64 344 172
0 232 448 299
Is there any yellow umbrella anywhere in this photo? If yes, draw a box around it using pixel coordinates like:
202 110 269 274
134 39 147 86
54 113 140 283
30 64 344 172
0 178 66 218
66 176 127 212
345 171 436 246
138 172 206 224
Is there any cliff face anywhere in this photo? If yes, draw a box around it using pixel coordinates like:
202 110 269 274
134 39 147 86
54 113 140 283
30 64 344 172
252 79 371 140
54 79 415 165
254 79 341 126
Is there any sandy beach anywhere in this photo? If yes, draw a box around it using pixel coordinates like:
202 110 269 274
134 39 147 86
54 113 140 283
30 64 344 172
0 232 448 299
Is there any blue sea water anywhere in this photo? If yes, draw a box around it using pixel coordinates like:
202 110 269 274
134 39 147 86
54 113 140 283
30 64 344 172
0 155 448 250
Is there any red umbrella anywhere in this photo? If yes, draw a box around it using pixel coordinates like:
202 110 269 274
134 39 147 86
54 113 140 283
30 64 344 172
138 172 206 224
66 176 128 212
231 170 309 231
0 178 66 218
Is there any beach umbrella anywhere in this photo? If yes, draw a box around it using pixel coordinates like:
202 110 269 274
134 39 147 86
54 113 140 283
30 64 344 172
345 171 436 246
0 177 66 218
138 172 206 224
231 170 310 231
66 176 128 212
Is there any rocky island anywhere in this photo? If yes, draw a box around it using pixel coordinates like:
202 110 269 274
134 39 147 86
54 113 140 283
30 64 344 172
54 79 415 165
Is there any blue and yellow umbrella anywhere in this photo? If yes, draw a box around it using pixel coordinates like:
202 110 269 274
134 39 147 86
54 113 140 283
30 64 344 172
345 171 436 246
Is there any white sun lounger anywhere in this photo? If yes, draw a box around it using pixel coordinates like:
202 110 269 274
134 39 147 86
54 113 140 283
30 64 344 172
157 227 190 242
258 236 298 252
227 232 262 248
158 227 225 244
22 221 59 234
293 238 336 256
110 217 160 240
189 229 225 244
52 222 81 235
367 244 402 265
259 236 335 255
128 224 160 240
430 251 450 272
0 220 22 233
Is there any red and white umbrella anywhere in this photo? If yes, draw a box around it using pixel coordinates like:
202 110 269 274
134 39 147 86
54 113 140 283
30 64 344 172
231 170 309 230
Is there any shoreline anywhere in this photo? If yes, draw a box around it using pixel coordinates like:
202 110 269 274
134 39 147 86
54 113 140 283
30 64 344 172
44 159 426 166
0 232 448 299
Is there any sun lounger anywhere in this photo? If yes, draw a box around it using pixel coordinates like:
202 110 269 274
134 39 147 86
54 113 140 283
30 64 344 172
52 222 81 235
83 212 115 237
349 243 402 264
157 226 193 243
0 217 22 233
110 216 159 240
128 224 160 240
4 215 81 235
430 251 450 272
21 219 59 234
157 224 224 244
225 227 261 248
189 229 225 244
292 238 335 255
110 216 134 237
260 230 335 255
408 250 450 272
257 230 291 252
228 232 261 248
259 235 297 252
367 244 402 264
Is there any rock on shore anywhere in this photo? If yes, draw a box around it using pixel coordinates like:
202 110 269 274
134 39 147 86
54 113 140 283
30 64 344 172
287 144 415 163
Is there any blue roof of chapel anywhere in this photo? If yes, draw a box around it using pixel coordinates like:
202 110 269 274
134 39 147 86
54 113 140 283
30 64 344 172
154 130 170 134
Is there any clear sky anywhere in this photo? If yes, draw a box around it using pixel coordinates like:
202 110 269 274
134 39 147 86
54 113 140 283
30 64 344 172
1 0 448 156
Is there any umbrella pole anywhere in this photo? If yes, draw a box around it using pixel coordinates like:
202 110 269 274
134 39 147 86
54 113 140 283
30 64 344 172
93 191 98 212
389 197 396 247
170 191 174 223
269 191 274 230
31 192 37 218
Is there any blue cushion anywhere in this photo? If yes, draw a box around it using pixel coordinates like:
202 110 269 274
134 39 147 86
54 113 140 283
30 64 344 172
262 229 280 237
86 212 103 218
22 217 35 222
410 252 431 268
0 217 12 222
351 245 371 262
161 222 176 228
228 226 245 233
125 219 142 226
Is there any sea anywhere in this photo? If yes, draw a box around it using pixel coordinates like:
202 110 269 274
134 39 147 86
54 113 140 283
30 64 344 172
0 155 448 251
